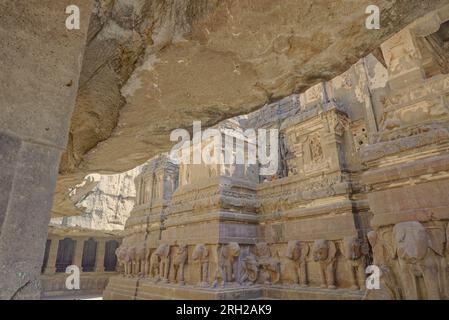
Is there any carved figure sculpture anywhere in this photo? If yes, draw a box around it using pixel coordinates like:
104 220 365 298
255 242 281 284
157 244 171 282
134 241 147 277
341 236 368 290
115 245 129 276
363 230 401 300
392 221 444 300
286 240 309 287
126 245 137 276
313 239 337 289
309 134 323 162
149 244 170 282
173 244 188 285
148 249 159 279
213 242 240 288
192 244 209 287
239 253 259 285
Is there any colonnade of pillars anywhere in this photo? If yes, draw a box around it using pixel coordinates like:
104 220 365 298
42 237 119 275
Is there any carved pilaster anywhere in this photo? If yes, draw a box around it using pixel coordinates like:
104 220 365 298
95 239 106 273
44 237 61 275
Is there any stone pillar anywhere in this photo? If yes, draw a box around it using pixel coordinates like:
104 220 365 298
44 237 61 275
0 1 92 299
95 239 106 273
73 238 86 271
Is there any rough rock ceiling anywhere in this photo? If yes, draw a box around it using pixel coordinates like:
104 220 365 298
53 0 448 216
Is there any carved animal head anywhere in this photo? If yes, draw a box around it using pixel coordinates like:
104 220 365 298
135 241 147 257
342 236 363 260
174 244 188 263
177 244 188 255
242 254 259 281
223 242 240 259
255 242 272 258
393 221 430 263
313 240 337 262
154 244 170 258
192 244 209 262
286 240 308 261
126 245 137 261
116 245 127 261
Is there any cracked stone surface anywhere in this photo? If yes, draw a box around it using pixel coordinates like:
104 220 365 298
53 0 448 216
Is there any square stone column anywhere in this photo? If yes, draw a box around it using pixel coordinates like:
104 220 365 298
44 237 61 275
0 1 92 299
95 239 106 273
73 238 86 271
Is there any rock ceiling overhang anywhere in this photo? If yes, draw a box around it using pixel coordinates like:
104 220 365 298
52 0 449 216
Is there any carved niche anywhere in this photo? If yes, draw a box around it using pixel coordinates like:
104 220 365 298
309 134 324 163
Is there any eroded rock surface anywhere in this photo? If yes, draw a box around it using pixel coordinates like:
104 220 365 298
52 164 146 230
54 0 448 215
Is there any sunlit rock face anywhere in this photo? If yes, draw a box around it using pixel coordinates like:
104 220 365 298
52 163 150 230
53 0 448 216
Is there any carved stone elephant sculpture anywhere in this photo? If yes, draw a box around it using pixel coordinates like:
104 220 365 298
341 236 368 290
363 230 401 300
173 244 188 285
134 241 148 277
286 240 309 287
158 244 171 282
115 245 130 275
125 245 137 276
239 253 259 285
214 242 240 288
313 239 337 289
255 242 281 285
148 248 159 279
192 244 209 287
392 221 445 300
